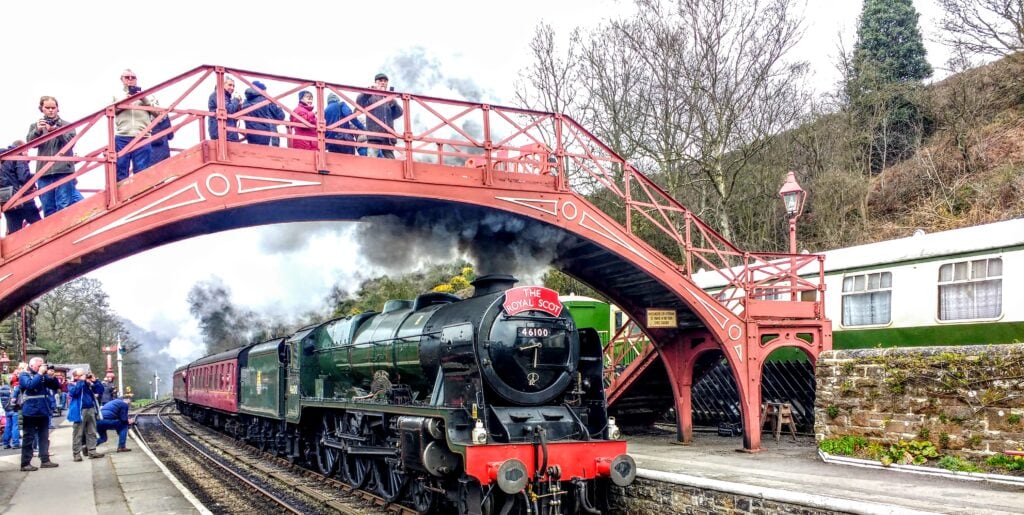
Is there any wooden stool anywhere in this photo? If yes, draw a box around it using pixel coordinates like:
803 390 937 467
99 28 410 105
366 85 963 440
775 403 797 442
761 402 797 442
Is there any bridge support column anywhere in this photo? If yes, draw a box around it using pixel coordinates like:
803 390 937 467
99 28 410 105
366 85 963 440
658 332 717 446
736 321 765 452
676 378 693 444
741 360 765 452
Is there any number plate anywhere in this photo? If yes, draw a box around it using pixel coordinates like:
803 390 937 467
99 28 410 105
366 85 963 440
517 327 553 338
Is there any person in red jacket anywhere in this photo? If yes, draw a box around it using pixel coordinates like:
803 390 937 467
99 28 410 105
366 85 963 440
289 91 317 150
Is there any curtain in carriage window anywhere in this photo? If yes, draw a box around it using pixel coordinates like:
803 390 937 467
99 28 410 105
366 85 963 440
938 258 1002 320
841 272 892 326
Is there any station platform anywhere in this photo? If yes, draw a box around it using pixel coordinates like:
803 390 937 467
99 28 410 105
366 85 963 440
628 430 1024 515
0 416 206 514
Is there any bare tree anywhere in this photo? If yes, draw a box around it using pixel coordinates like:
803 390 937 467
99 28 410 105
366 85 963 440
516 0 809 246
937 0 1024 58
515 23 586 120
669 0 809 241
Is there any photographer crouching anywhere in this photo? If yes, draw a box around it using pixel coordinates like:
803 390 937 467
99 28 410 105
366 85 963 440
96 390 133 452
18 357 61 471
67 368 105 462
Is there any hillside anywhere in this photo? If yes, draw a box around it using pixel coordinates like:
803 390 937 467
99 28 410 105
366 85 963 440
861 55 1024 242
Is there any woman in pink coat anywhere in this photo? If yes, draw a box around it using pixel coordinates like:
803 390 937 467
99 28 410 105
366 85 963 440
289 90 317 150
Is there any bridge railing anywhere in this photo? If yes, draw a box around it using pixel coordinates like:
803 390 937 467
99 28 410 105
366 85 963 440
602 319 653 387
0 65 824 319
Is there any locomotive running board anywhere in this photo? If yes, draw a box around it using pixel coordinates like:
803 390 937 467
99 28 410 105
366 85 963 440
345 445 400 457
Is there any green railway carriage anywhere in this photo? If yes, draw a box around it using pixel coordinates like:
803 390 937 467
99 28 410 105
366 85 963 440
819 218 1024 349
238 338 287 419
559 295 615 344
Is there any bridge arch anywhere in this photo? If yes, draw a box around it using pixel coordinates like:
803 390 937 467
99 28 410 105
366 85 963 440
0 66 830 450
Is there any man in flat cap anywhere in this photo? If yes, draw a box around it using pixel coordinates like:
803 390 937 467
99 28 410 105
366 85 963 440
356 73 403 159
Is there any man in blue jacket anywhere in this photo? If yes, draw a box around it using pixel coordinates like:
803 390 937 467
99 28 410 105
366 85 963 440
241 81 285 146
96 391 133 452
67 368 105 461
0 140 42 234
208 78 243 142
18 358 60 471
324 93 367 155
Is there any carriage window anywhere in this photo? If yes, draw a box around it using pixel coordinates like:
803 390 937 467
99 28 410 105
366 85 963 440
938 258 1002 321
841 271 892 326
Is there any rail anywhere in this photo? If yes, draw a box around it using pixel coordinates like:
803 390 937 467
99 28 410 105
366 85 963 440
0 65 824 321
139 403 303 514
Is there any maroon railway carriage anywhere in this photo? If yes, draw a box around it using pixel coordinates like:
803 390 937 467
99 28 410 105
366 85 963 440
173 347 245 420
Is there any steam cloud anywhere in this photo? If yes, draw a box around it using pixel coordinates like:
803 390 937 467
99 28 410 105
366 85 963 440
354 206 572 283
384 47 487 102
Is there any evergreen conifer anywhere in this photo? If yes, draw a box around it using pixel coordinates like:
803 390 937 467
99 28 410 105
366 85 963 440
847 0 933 174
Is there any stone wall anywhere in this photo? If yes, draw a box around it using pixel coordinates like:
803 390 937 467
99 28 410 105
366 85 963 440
815 344 1024 456
609 477 844 514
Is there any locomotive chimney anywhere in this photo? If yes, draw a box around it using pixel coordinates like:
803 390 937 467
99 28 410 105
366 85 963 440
471 274 518 297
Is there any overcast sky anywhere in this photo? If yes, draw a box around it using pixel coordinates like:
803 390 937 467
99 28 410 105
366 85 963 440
1 0 951 364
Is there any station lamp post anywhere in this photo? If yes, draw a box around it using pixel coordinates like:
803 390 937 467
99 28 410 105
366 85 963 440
778 171 807 302
778 171 806 255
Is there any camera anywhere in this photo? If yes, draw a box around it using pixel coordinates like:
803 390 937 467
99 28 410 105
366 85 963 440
128 85 142 95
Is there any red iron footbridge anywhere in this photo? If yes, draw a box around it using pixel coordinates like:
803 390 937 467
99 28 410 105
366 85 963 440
0 65 830 451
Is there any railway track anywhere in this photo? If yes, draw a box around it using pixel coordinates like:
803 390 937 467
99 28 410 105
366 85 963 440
134 402 419 514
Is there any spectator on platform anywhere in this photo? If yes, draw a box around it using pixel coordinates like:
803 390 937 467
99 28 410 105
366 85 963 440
26 96 84 216
208 78 243 142
44 368 58 430
1 382 20 449
99 373 117 405
19 357 60 471
67 368 104 462
54 370 68 415
324 93 366 155
96 391 133 452
289 90 317 150
242 81 285 147
113 69 157 181
0 140 42 233
149 114 174 165
356 73 403 159
10 362 26 387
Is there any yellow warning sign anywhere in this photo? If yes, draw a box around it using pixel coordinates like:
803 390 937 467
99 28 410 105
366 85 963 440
646 309 677 328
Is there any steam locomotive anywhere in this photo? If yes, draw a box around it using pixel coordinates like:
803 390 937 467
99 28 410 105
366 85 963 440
173 274 635 514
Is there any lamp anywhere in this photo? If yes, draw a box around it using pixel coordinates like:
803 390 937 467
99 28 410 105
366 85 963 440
777 171 806 254
0 351 9 374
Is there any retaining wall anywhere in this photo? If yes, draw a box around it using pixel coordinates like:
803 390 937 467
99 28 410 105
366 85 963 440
814 344 1024 456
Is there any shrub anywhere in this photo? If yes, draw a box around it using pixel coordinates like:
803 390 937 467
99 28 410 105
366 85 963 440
1008 413 1021 425
937 455 981 473
827 405 841 419
882 439 938 466
819 436 868 456
986 453 1024 472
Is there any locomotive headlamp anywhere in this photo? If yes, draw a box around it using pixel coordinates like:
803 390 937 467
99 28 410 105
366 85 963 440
490 459 529 494
472 420 488 444
607 416 621 440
